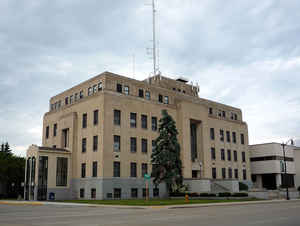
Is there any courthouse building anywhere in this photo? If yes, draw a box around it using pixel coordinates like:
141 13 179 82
24 71 251 200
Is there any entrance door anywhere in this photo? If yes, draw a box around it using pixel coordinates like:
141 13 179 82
37 156 48 200
262 174 277 190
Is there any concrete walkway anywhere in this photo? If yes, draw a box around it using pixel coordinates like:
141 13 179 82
1 199 300 209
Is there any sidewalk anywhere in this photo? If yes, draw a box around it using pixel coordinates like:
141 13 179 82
1 199 300 209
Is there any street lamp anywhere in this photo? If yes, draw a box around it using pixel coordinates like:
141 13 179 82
281 139 294 200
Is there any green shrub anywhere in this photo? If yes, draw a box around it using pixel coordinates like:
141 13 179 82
199 193 217 197
239 182 249 191
218 192 231 197
232 192 248 197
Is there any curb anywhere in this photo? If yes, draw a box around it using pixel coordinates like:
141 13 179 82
0 201 43 206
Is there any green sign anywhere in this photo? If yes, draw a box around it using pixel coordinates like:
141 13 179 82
144 174 151 180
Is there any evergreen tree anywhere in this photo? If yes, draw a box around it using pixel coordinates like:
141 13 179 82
0 143 4 152
151 109 183 193
4 142 12 154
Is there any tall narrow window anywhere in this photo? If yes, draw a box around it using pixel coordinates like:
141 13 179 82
210 128 215 140
220 129 224 142
142 163 148 177
93 110 99 125
70 95 73 104
234 169 239 179
242 151 246 162
65 97 69 105
243 169 247 180
228 168 232 179
138 89 144 98
124 86 129 95
158 94 163 103
113 135 120 152
234 150 238 161
88 87 92 96
116 83 122 93
79 90 84 99
92 161 97 177
212 168 217 179
62 128 69 148
241 133 245 145
211 147 216 160
114 110 121 126
75 93 78 101
130 137 137 153
82 113 87 128
131 188 138 198
152 140 156 152
227 149 231 161
151 117 157 131
145 91 150 100
209 107 213 115
226 131 231 142
98 82 102 91
93 84 97 93
82 138 86 153
93 136 98 152
113 161 120 177
56 157 68 186
142 139 148 153
80 188 84 198
81 163 86 178
130 113 137 128
222 111 226 117
234 114 238 120
114 188 121 199
46 126 49 139
141 115 147 129
91 188 96 199
130 162 137 177
222 168 226 179
221 149 225 160
232 132 236 143
164 96 169 104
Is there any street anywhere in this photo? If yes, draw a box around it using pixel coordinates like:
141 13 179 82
1 201 300 226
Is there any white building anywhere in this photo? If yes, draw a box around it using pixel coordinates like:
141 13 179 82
294 147 300 190
249 143 295 190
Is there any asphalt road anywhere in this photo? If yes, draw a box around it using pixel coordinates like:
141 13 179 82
1 201 300 226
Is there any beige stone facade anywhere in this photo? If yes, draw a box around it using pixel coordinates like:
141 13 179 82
25 71 251 200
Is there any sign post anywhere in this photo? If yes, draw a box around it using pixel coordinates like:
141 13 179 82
144 174 151 201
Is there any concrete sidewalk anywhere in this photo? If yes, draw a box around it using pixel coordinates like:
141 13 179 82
1 199 300 209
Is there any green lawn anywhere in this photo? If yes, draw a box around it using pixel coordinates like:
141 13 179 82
59 198 259 206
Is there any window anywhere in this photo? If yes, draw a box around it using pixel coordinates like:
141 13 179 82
62 128 69 148
227 149 231 161
153 188 159 197
209 107 213 115
93 136 98 152
228 168 232 179
212 168 217 179
56 157 68 186
80 90 84 99
130 162 137 177
80 188 84 198
141 115 147 129
113 135 120 152
152 117 157 131
130 137 137 153
93 110 98 125
142 139 148 153
226 131 231 142
158 94 163 103
81 163 86 178
243 169 247 180
92 161 97 177
222 168 226 179
211 147 216 160
234 114 238 120
130 113 137 128
221 149 225 160
145 91 150 100
241 133 245 145
91 188 96 199
82 113 87 128
142 163 148 177
88 87 92 96
142 188 149 198
222 111 226 117
210 128 215 140
234 169 239 179
220 129 224 142
138 89 144 98
164 96 169 104
98 82 102 91
114 110 121 126
65 97 69 105
124 86 129 95
82 138 87 153
113 188 121 199
192 170 198 178
116 83 122 93
232 132 236 143
131 188 138 198
46 126 49 139
234 150 238 162
70 95 73 104
93 84 97 93
75 93 78 101
113 162 120 177
152 140 156 152
242 152 246 162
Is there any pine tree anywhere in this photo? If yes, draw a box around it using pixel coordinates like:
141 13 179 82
0 143 4 152
151 109 183 193
4 142 12 154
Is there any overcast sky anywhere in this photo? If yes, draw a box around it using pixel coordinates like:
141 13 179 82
1 0 300 156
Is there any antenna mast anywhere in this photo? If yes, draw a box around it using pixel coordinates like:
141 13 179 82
152 0 157 77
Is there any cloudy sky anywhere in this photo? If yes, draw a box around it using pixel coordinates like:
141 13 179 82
1 0 300 156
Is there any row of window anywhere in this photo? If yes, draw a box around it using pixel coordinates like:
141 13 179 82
211 167 247 180
81 161 98 178
250 156 294 162
210 128 245 145
211 148 246 162
79 187 159 199
45 124 57 139
81 135 99 152
113 136 155 153
116 83 169 104
209 107 239 121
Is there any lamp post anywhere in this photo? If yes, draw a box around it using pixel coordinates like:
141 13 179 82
281 139 294 200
